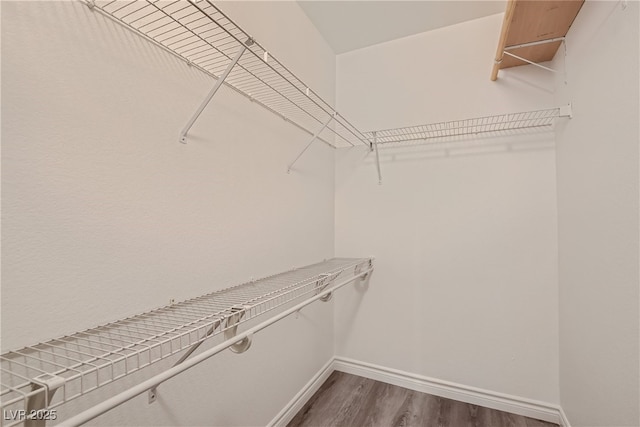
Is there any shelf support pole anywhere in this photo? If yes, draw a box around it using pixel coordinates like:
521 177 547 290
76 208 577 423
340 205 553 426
373 131 382 185
287 113 336 174
490 0 517 81
179 39 253 144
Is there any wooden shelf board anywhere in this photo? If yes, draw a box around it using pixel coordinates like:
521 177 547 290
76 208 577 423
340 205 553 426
492 0 584 79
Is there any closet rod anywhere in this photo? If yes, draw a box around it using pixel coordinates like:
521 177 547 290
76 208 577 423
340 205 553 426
0 258 371 427
58 267 373 427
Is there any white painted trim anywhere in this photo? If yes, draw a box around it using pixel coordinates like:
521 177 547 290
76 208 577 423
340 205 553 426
269 356 570 426
333 357 563 425
267 358 335 427
558 406 572 427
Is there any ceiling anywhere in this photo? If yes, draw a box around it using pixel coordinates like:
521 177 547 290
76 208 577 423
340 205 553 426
297 1 506 54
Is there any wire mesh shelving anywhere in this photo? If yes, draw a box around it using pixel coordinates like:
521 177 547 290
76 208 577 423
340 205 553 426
364 107 568 145
0 258 373 427
88 0 368 148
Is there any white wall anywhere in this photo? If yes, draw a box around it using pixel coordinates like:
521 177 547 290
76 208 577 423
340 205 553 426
553 1 640 426
334 13 561 404
1 1 335 425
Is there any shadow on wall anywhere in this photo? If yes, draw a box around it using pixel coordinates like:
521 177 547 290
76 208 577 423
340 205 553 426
334 271 372 333
364 129 556 165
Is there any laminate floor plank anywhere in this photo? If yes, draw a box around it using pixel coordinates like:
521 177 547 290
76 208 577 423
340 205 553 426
287 372 558 427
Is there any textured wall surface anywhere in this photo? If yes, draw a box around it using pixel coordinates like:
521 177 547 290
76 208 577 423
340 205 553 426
554 1 640 426
3 1 639 426
334 13 560 405
1 1 336 425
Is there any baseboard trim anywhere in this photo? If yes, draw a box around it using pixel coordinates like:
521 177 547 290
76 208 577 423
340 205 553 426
267 358 335 427
269 356 568 427
333 357 562 425
558 406 571 427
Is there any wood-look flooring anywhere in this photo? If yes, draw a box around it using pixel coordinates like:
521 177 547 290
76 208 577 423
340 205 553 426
288 372 558 427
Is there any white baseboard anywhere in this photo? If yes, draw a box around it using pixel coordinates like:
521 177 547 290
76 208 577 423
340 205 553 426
267 358 335 427
333 357 563 425
269 356 568 427
558 406 572 427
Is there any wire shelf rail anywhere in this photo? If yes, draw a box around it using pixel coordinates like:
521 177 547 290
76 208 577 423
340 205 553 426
364 107 568 145
364 106 571 184
0 258 373 427
88 0 368 149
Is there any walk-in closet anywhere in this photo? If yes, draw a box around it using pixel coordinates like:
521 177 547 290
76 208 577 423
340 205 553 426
1 1 638 426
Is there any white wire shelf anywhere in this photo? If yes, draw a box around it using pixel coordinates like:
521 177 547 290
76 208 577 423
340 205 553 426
88 0 368 149
364 107 569 145
0 258 373 427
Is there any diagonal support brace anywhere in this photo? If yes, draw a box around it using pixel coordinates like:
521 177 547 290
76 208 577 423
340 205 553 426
149 318 224 404
149 302 255 403
373 131 382 185
287 113 336 174
503 50 558 73
179 38 253 144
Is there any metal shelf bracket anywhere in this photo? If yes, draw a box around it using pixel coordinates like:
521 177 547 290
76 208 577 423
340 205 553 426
500 38 566 75
287 113 337 173
179 38 254 144
559 103 573 118
223 306 253 354
148 317 224 404
373 131 382 185
26 374 64 427
148 306 253 402
315 272 340 302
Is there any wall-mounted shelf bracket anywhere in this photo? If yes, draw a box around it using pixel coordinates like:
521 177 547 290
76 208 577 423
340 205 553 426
315 272 340 302
148 317 225 404
491 0 584 81
503 37 565 51
179 38 254 144
490 0 583 81
26 374 64 427
149 304 253 403
354 260 372 281
372 132 382 185
559 103 573 118
223 306 253 354
501 37 566 74
287 113 337 173
502 39 565 75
